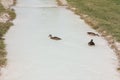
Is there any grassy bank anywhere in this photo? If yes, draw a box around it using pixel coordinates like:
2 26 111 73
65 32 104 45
66 0 120 41
0 2 16 67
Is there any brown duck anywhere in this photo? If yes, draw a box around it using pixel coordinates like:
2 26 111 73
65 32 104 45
49 34 61 40
87 32 99 36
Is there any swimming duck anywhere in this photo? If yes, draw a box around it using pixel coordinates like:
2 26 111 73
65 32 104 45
87 32 99 36
88 39 95 46
49 34 61 40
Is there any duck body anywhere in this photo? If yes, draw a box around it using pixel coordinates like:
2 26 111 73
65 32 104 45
88 39 95 46
49 34 61 40
87 32 99 36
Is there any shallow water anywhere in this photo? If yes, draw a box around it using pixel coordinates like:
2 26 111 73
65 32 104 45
2 0 120 80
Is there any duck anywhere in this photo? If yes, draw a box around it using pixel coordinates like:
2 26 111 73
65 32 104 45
87 32 99 36
49 34 61 40
88 39 95 46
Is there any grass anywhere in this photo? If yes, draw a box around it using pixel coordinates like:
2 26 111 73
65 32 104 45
66 0 120 41
6 9 16 20
0 2 16 67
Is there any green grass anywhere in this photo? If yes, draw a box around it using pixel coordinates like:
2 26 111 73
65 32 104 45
6 9 16 20
0 2 15 67
0 22 13 35
67 0 120 41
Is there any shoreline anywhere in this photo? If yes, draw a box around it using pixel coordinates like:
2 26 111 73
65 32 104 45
57 0 120 70
0 0 16 69
56 0 67 6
